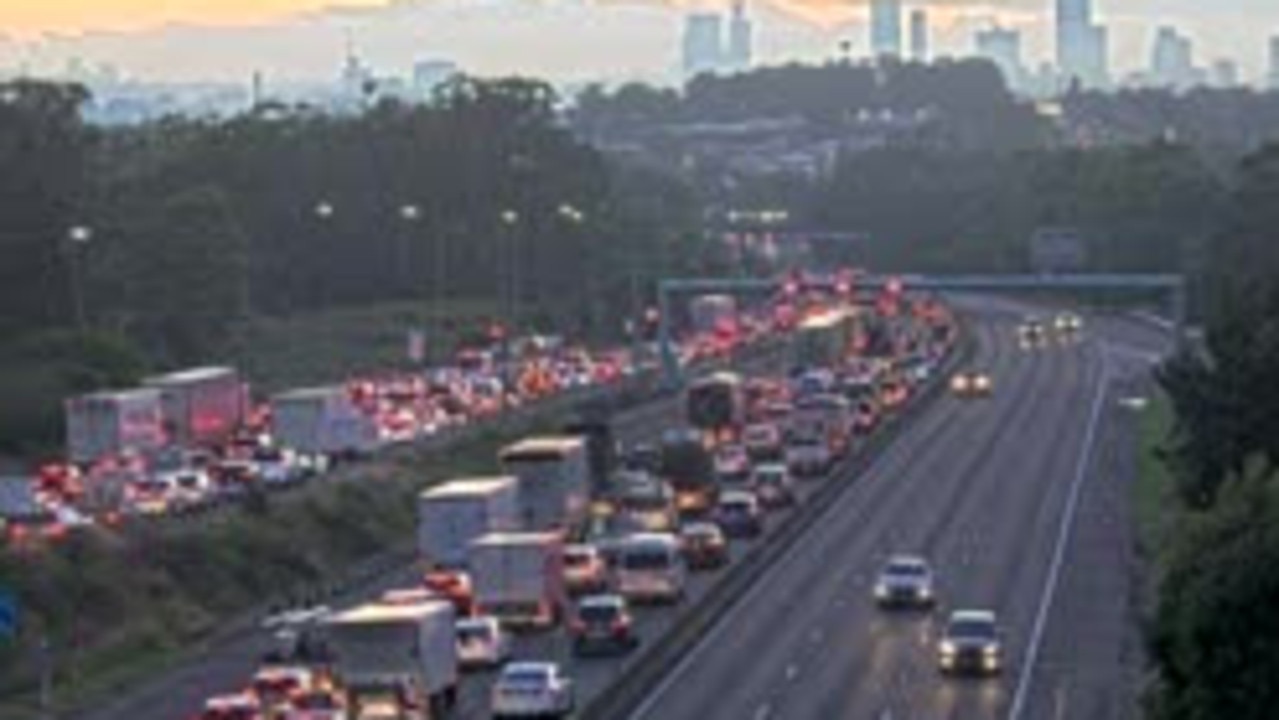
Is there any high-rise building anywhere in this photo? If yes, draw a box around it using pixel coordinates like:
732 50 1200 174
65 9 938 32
1057 0 1108 88
414 60 459 95
1269 37 1279 89
976 27 1026 92
683 13 724 80
910 9 930 63
727 0 754 72
1210 59 1239 88
1151 26 1196 90
871 0 903 59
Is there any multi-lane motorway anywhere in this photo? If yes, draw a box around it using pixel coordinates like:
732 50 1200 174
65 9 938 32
78 299 1171 720
624 299 1169 720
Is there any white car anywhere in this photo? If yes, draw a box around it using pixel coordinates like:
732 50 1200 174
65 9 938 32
939 610 1003 676
491 662 575 719
456 616 512 670
874 555 935 608
785 436 831 477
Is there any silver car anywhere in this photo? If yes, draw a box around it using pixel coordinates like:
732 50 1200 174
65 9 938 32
491 662 575 719
874 555 936 609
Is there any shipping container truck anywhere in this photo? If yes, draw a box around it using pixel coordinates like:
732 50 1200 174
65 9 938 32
469 532 565 629
499 437 589 533
65 388 167 464
418 477 519 569
271 386 381 458
325 600 458 720
144 366 246 447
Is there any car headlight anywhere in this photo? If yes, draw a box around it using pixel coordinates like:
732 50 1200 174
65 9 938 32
875 584 890 599
941 640 957 656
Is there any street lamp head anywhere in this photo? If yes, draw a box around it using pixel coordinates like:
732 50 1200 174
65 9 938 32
68 225 93 244
314 201 335 219
400 204 422 222
500 209 520 226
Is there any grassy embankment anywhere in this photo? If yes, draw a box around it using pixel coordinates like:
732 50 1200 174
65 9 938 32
1133 389 1177 560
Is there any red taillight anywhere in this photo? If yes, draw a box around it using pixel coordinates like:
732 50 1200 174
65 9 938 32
612 618 630 635
570 619 586 634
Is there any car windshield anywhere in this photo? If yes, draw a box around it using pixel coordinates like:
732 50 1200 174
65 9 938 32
886 562 927 577
949 619 996 641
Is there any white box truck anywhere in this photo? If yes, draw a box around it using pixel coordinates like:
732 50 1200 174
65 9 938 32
271 387 381 458
65 389 167 464
326 600 458 720
469 532 565 629
499 437 589 533
144 366 246 447
418 477 519 569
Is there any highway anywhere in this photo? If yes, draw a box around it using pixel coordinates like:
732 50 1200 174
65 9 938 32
622 300 1167 720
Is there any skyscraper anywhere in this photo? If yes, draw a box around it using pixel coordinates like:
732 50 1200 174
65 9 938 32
1151 26 1195 90
1057 0 1108 88
871 0 903 59
1210 59 1239 88
910 9 930 63
1269 37 1279 89
683 13 724 80
976 27 1025 92
727 0 754 73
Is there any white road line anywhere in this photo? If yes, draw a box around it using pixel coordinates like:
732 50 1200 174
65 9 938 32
1006 353 1111 720
753 702 773 720
784 663 799 681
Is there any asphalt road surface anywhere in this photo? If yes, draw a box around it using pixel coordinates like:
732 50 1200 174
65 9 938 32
624 299 1170 720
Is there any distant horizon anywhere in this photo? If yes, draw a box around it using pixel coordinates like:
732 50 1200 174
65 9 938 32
1 0 1275 85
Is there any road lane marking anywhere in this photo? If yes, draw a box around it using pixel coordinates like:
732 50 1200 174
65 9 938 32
754 702 773 720
785 663 799 681
1006 354 1111 720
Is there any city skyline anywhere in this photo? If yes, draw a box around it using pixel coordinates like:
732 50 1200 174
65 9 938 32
1 0 1276 85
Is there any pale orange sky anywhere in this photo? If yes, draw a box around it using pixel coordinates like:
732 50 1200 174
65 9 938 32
0 0 387 37
0 0 1021 37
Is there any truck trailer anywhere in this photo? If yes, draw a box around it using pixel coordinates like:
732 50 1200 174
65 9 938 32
418 477 519 569
325 600 459 720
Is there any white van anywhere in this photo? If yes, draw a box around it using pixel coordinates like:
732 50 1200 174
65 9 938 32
614 533 686 604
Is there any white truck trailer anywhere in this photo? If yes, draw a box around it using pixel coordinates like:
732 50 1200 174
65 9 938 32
417 477 519 569
271 386 381 458
498 437 589 533
325 600 458 720
469 532 565 629
65 388 167 464
144 366 246 447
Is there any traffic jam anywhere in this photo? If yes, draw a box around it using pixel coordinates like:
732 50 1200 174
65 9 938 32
188 280 960 720
0 313 752 547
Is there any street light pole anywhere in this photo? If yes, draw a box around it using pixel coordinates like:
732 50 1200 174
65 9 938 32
66 225 93 331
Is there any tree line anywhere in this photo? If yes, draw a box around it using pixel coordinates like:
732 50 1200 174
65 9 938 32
1144 144 1279 719
0 77 709 456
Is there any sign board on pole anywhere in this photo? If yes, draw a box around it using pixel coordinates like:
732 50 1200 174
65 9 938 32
407 329 426 364
0 589 17 638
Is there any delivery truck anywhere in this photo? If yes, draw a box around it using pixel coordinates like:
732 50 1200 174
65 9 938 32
418 477 519 569
65 388 167 464
325 600 458 720
499 437 589 533
469 532 565 629
144 366 246 447
271 386 381 459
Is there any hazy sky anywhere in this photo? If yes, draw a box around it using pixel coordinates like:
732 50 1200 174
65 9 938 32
0 0 1275 84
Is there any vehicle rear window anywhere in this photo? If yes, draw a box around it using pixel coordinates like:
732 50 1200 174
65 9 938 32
457 625 491 642
886 562 926 577
503 668 551 685
622 550 672 570
579 604 620 622
563 551 593 567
